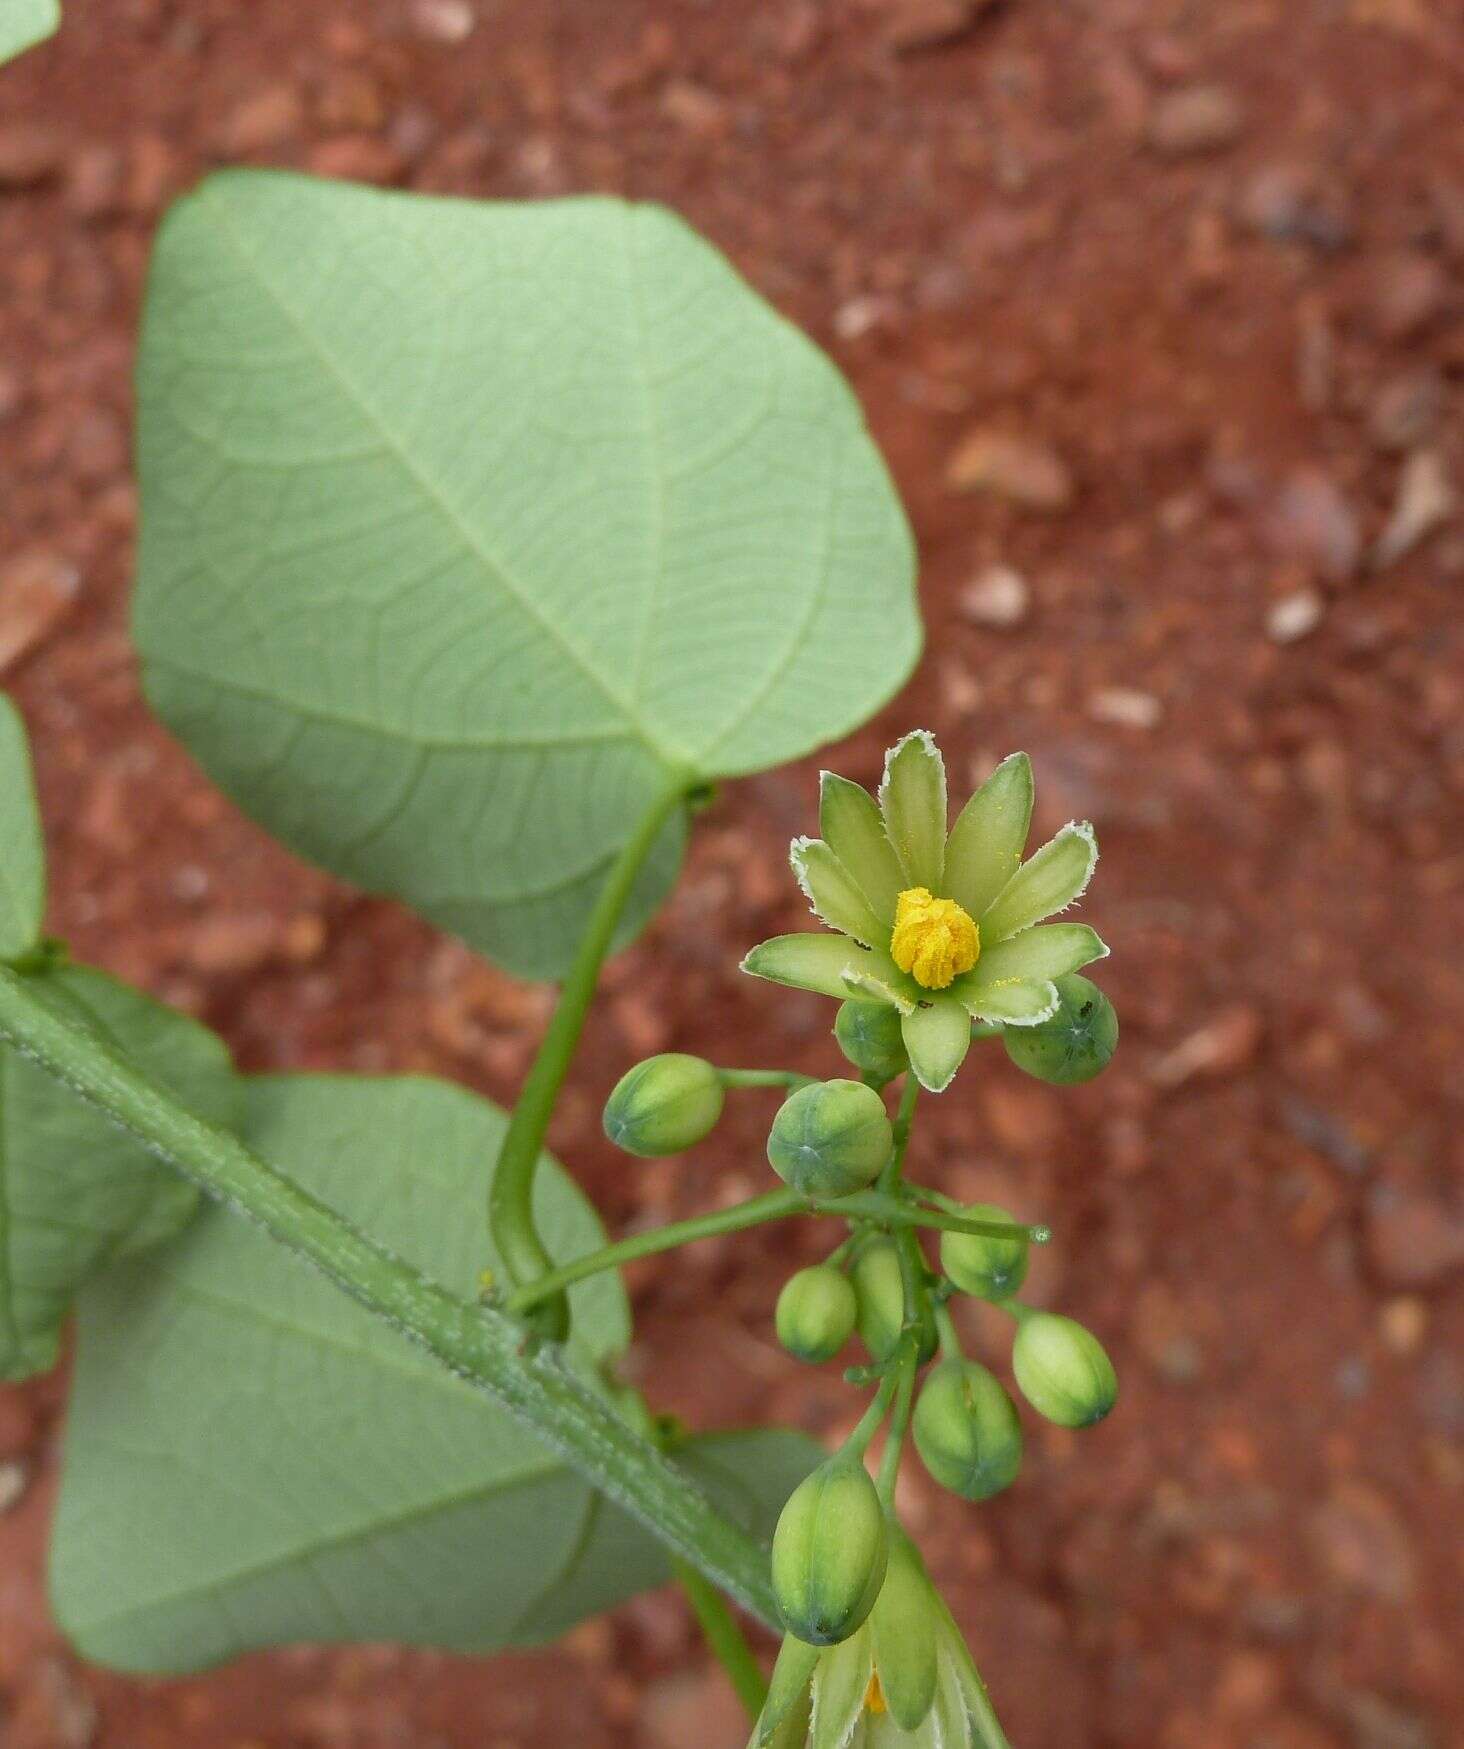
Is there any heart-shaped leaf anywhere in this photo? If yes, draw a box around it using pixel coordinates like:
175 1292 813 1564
1 964 239 1380
51 1072 819 1669
133 173 919 978
0 693 45 960
0 0 59 64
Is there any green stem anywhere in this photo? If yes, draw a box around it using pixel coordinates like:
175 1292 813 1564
833 1191 1043 1243
881 1073 920 1192
489 779 689 1338
842 1367 900 1460
716 1068 817 1091
505 1189 804 1313
0 964 783 1627
672 1558 768 1719
935 1302 963 1360
876 1345 917 1505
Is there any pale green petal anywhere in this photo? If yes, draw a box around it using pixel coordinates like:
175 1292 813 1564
978 821 1097 945
759 1635 821 1744
901 998 972 1093
758 1684 814 1749
878 732 946 891
792 838 889 948
869 1530 939 1729
821 773 905 924
961 979 1059 1028
743 934 871 1000
842 968 915 1016
929 1644 976 1749
943 752 1033 922
963 924 1107 991
811 1629 873 1749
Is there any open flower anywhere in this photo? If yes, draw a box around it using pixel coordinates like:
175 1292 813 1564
752 1529 1010 1748
742 733 1107 1093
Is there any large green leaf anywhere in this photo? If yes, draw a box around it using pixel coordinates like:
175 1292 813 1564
51 1074 819 1669
1 965 239 1380
133 173 920 979
0 693 45 960
0 0 59 64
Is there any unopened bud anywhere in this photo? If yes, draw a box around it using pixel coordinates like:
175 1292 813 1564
913 1358 1023 1501
776 1265 858 1364
1012 1312 1118 1427
602 1054 724 1157
771 1456 888 1645
1003 973 1117 1085
766 1079 892 1198
851 1238 936 1365
939 1203 1029 1302
833 998 909 1081
868 1526 940 1728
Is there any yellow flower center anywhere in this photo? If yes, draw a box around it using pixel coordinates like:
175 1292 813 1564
864 1670 888 1716
890 887 979 990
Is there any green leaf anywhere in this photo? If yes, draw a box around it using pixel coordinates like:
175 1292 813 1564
0 0 59 64
132 172 919 980
0 694 45 959
1 965 239 1380
51 1073 820 1669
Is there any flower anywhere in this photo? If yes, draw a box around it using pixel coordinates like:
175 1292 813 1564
750 1530 1009 1748
741 732 1108 1093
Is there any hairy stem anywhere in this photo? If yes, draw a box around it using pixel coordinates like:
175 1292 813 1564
489 779 690 1338
0 964 784 1626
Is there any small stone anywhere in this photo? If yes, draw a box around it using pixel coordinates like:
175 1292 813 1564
1147 85 1243 158
0 123 63 187
1365 249 1450 343
307 135 407 185
959 564 1031 628
885 0 999 52
1266 588 1324 644
1308 1481 1415 1603
0 550 81 673
660 80 729 136
1365 1178 1464 1291
1373 449 1455 570
1263 467 1361 582
1238 163 1354 252
181 912 285 976
410 0 476 41
1378 1296 1428 1356
218 83 305 155
1088 686 1163 730
945 428 1074 513
0 1457 29 1514
64 143 125 219
1369 370 1444 452
1149 1006 1262 1089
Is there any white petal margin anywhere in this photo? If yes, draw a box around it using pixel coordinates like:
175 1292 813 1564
755 1636 820 1746
809 1630 871 1749
819 772 905 923
741 934 875 1000
878 730 947 892
943 751 1034 922
978 820 1098 946
901 999 973 1093
961 978 1061 1027
965 923 1107 990
790 837 888 948
841 965 915 1016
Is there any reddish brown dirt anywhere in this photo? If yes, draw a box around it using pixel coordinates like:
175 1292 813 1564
3 2 1463 1746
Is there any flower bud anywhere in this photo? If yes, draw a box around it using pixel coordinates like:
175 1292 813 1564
1003 973 1118 1085
851 1238 936 1366
771 1456 888 1645
776 1265 858 1364
602 1053 724 1157
913 1358 1023 1501
766 1079 892 1198
1012 1312 1118 1427
868 1526 940 1728
938 1203 1029 1302
833 998 909 1081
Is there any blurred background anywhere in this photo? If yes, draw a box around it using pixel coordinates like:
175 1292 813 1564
1 1 1461 1745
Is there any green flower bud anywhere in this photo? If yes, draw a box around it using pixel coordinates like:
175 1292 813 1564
1012 1311 1118 1427
913 1358 1023 1501
833 998 909 1081
851 1238 936 1366
602 1053 724 1157
868 1526 940 1728
1003 972 1118 1085
766 1079 892 1198
771 1456 888 1645
938 1203 1029 1302
776 1265 858 1364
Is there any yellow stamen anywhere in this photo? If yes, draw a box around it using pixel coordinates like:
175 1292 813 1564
890 886 979 990
864 1670 887 1715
